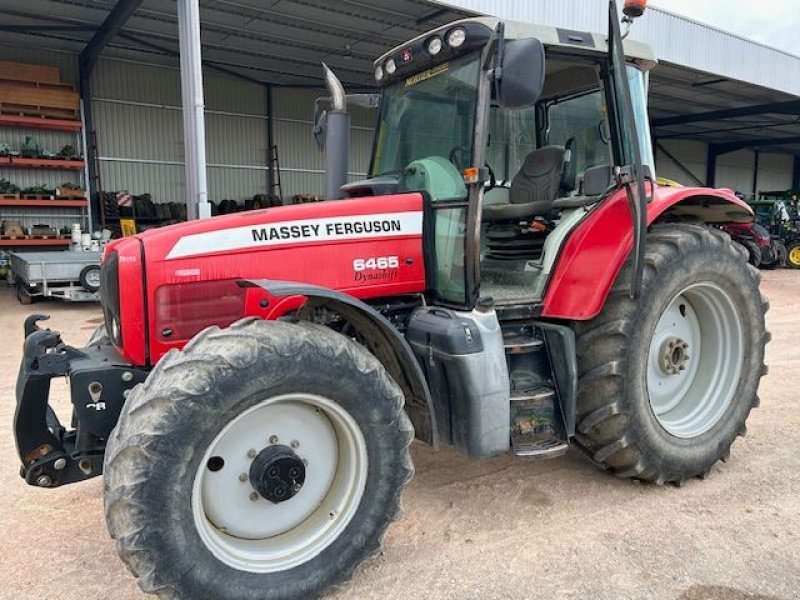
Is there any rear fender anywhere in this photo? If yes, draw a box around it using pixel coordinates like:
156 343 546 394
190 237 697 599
240 279 438 448
541 186 753 320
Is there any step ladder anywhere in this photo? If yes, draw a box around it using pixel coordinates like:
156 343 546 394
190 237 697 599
503 331 569 460
268 144 283 203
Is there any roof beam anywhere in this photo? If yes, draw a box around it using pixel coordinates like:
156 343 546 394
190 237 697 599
79 0 145 76
713 136 800 155
652 100 800 127
117 32 268 87
0 25 98 32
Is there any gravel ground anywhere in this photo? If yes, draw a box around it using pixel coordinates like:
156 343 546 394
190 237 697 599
1 270 798 600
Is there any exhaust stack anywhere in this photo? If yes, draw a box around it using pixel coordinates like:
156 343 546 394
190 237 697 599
322 63 350 199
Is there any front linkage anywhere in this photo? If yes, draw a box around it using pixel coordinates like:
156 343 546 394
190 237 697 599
15 315 147 488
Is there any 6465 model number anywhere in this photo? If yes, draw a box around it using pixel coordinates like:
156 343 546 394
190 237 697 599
353 256 400 271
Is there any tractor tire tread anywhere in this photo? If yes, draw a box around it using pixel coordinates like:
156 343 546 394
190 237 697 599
104 318 413 600
574 224 769 483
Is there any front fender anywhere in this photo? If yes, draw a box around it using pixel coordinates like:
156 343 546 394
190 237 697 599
541 186 753 320
240 279 438 448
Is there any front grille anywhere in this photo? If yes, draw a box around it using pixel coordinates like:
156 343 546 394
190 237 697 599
100 250 122 346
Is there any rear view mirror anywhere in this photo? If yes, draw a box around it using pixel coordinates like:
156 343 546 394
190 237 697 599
497 38 545 109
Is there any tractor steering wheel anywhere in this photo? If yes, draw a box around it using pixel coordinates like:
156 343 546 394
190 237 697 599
485 163 497 192
449 146 470 171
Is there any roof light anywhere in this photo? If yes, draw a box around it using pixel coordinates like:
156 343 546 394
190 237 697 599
446 28 466 48
374 64 384 81
385 58 397 75
427 36 442 56
623 0 647 18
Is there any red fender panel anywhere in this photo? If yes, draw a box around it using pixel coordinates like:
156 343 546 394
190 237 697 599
540 186 753 320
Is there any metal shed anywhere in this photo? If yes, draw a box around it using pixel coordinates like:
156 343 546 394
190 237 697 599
1 0 798 216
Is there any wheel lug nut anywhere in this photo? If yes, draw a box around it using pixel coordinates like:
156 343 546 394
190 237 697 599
247 449 257 459
269 435 278 444
290 440 299 449
238 473 247 482
249 491 258 501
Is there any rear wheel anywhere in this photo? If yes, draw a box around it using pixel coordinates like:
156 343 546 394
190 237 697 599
574 224 768 484
104 319 414 599
786 241 800 269
760 240 786 269
741 239 762 267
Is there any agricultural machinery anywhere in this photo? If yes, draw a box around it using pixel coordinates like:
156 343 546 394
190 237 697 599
14 1 767 598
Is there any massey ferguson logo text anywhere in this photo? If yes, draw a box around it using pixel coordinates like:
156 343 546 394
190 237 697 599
165 211 422 260
251 219 402 242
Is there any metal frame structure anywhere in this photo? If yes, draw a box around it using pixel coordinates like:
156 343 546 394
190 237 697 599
177 0 208 220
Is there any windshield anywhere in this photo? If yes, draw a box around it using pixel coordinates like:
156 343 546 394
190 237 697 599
370 53 480 177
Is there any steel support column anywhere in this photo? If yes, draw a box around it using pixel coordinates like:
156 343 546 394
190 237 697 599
177 0 210 220
752 150 760 196
76 0 144 227
78 67 99 228
706 144 718 188
266 84 275 197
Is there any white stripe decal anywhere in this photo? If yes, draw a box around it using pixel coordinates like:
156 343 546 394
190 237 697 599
166 211 423 260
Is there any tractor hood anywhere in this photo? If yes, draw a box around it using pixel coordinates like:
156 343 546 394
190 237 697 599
104 194 428 365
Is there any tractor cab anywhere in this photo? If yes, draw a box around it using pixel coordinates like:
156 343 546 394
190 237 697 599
345 12 657 308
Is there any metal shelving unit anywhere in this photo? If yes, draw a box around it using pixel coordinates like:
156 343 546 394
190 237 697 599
0 114 90 247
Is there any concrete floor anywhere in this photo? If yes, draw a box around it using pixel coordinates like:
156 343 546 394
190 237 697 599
0 270 798 600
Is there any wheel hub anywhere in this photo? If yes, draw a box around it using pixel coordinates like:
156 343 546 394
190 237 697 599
249 445 306 503
659 336 690 375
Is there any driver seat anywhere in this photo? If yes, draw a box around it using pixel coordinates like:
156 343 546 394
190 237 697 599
482 142 576 261
483 144 574 223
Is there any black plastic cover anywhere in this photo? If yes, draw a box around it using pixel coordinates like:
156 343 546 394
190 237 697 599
405 307 483 355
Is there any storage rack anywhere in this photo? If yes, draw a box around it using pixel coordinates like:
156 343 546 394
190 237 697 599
0 113 91 248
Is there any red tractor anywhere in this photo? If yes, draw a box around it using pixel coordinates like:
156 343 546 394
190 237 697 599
15 2 767 598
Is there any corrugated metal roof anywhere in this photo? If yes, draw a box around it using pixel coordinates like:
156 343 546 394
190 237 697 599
0 0 797 177
436 0 800 97
0 0 476 87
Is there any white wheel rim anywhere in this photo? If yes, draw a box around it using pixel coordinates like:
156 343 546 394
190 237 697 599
192 393 368 573
85 269 100 286
646 282 743 439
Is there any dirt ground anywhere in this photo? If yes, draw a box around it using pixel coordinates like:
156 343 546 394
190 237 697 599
1 270 798 600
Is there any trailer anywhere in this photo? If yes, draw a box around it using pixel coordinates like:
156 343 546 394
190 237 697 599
10 250 102 303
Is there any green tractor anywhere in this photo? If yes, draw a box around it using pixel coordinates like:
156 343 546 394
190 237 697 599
751 190 800 268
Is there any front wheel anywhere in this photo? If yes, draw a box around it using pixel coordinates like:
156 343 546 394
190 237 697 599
575 224 768 484
104 319 414 599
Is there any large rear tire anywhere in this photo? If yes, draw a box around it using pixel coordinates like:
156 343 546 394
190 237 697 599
103 318 414 599
574 224 768 484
